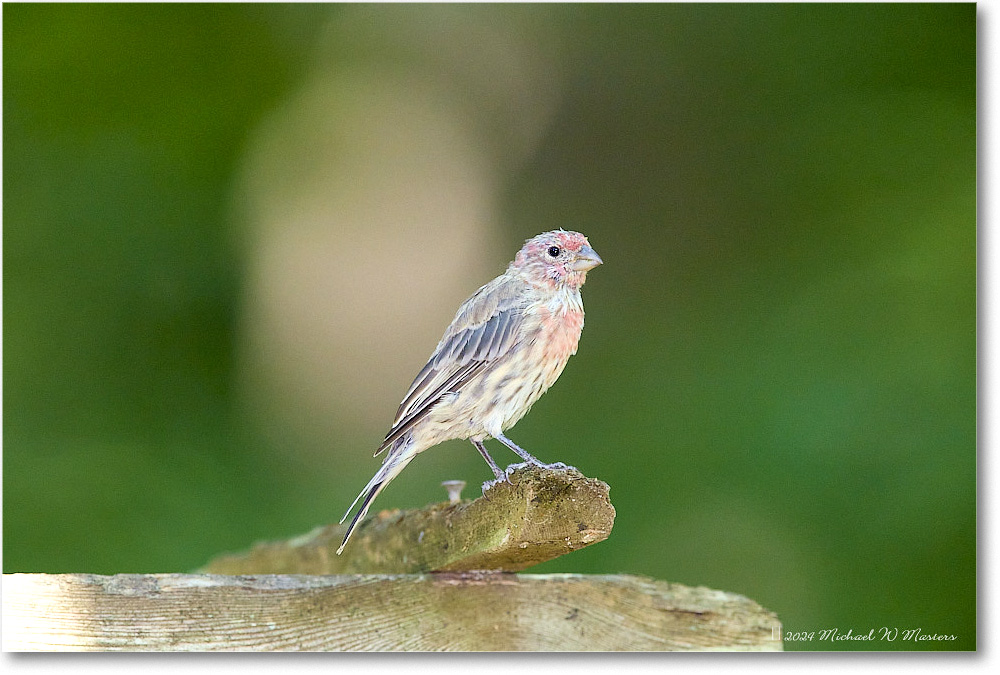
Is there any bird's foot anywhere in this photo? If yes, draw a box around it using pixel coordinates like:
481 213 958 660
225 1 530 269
503 461 531 474
481 473 512 493
504 461 576 474
483 461 580 493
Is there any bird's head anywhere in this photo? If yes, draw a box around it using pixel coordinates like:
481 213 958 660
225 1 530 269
512 230 603 290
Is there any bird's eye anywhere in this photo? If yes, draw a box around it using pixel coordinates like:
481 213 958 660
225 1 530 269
547 246 561 258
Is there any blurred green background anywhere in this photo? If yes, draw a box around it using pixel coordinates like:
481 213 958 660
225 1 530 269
3 3 975 651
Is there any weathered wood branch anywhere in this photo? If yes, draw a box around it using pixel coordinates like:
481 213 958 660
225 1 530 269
203 465 615 574
2 466 784 651
1 573 783 651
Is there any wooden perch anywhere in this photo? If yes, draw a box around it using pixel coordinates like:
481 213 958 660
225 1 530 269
1 572 783 651
2 465 785 651
202 464 615 574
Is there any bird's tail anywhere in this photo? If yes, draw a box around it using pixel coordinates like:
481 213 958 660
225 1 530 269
337 438 415 554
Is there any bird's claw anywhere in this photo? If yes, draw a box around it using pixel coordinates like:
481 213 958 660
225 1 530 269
504 462 531 474
482 473 512 493
482 461 578 494
506 460 574 473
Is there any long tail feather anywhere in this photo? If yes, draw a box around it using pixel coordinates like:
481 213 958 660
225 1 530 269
337 479 384 554
337 438 416 554
340 470 380 525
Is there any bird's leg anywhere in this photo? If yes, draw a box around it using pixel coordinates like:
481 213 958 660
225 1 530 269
493 432 567 470
471 439 506 479
473 439 513 493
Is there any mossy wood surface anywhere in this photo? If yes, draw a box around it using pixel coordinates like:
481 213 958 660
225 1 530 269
3 466 784 651
1 572 783 651
203 465 615 574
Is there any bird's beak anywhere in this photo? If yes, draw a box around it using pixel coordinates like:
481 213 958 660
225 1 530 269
571 244 603 272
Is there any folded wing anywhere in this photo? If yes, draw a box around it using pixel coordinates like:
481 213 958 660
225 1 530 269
375 278 527 456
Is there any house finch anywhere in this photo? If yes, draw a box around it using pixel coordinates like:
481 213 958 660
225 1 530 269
338 230 602 553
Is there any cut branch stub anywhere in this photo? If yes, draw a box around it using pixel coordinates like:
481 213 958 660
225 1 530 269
202 465 615 574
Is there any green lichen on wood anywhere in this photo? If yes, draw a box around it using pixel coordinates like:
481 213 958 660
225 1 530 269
202 465 615 574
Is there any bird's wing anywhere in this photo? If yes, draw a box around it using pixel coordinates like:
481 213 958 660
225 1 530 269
375 274 528 456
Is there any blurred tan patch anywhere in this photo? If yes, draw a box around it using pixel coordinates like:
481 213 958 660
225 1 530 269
232 6 564 466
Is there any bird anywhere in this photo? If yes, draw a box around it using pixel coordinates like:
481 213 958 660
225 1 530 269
337 230 602 554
